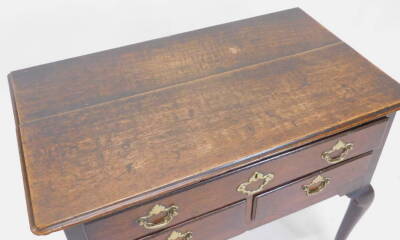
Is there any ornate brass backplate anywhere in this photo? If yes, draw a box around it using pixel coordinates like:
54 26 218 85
302 175 331 196
237 171 274 195
167 231 193 240
322 140 354 164
137 204 178 230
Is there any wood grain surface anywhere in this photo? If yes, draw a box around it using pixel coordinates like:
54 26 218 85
10 8 338 123
8 8 400 234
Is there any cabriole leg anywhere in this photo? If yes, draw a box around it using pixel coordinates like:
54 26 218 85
335 184 375 240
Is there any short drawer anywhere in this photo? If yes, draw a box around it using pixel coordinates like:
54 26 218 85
85 118 387 240
139 201 247 240
253 152 373 224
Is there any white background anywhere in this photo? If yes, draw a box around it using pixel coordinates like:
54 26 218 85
1 1 399 239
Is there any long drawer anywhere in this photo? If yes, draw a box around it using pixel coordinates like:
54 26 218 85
85 118 387 240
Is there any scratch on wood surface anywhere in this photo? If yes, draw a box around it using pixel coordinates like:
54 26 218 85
229 47 241 54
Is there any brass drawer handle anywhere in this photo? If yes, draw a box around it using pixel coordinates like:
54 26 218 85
167 231 193 240
322 140 354 164
137 204 178 230
237 171 274 195
302 175 330 196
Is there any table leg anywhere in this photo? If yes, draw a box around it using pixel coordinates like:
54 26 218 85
335 184 375 240
64 224 88 240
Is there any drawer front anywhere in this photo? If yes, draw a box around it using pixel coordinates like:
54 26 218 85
253 152 373 224
233 117 387 197
85 118 387 240
139 201 247 240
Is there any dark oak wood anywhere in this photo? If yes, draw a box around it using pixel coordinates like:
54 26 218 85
83 118 387 240
335 185 375 240
9 8 339 123
363 113 396 185
8 7 400 238
253 152 373 225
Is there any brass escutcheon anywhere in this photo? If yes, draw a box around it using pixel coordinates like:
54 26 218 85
167 231 193 240
237 171 274 195
137 204 178 230
322 140 354 164
302 175 331 196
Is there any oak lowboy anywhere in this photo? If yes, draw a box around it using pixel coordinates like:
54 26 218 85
8 8 400 240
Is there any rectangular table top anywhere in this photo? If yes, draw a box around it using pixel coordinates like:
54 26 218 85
8 8 400 234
